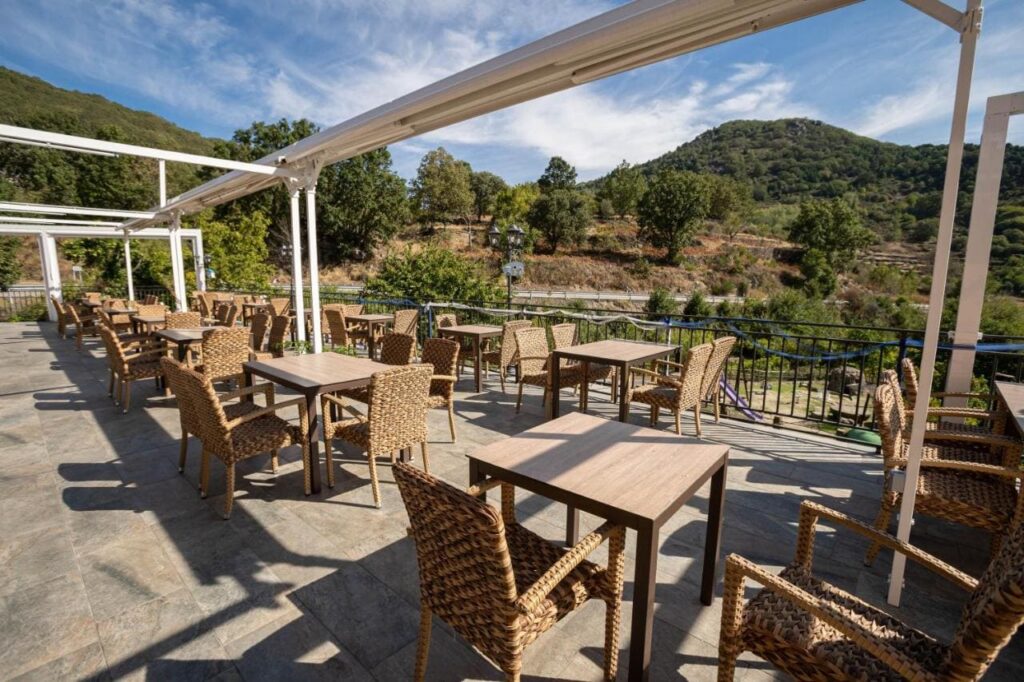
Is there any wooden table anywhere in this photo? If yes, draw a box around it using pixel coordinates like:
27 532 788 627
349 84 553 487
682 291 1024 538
241 301 269 326
130 314 166 335
551 339 679 421
995 382 1024 435
467 413 728 681
243 353 392 494
347 313 394 358
437 324 502 393
156 327 217 362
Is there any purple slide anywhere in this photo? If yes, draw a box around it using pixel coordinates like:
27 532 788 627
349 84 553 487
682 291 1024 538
720 376 763 421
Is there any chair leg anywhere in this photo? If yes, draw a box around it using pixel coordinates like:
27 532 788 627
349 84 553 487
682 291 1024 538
200 450 211 497
650 405 658 427
675 410 682 435
324 438 335 489
222 463 235 520
367 452 382 508
714 389 722 422
693 405 702 437
498 365 506 393
420 442 430 474
178 430 188 473
122 380 133 413
865 493 896 566
516 383 524 413
718 558 745 682
414 604 432 682
108 370 115 397
270 449 279 474
603 527 626 681
447 401 457 442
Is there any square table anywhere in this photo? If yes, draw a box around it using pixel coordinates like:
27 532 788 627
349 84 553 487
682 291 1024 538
347 313 394 358
550 339 679 421
156 327 218 362
467 412 728 681
243 353 392 494
130 314 166 335
241 301 269 326
437 324 502 393
995 381 1024 435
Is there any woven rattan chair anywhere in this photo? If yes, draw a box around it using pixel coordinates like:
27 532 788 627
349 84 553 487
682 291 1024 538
701 336 737 422
249 312 270 356
422 337 459 441
50 295 67 336
63 302 97 350
865 379 1024 565
195 326 249 385
160 357 311 519
96 308 153 349
393 308 419 338
626 343 713 435
165 311 201 329
321 364 432 508
719 499 1024 682
395 463 626 681
215 304 239 327
434 312 457 330
513 326 585 413
550 322 615 410
901 357 1008 435
481 319 532 392
252 315 292 361
337 333 415 404
98 325 166 412
268 297 290 317
84 291 102 303
325 308 352 349
143 294 159 305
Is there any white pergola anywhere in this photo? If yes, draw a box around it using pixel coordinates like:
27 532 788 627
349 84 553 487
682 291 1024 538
0 0 1010 611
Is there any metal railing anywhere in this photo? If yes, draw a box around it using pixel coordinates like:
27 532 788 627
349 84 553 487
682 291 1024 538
0 284 173 320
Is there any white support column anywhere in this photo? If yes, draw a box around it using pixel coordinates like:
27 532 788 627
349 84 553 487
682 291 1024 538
37 232 62 321
123 235 135 301
169 213 187 311
191 232 207 292
889 0 982 607
945 92 1022 397
305 182 323 353
289 188 306 343
158 159 167 207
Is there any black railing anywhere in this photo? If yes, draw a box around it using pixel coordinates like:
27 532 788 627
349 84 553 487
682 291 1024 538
0 284 174 321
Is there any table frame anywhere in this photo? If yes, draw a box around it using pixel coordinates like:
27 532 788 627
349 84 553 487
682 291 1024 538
155 327 217 362
347 314 394 358
438 325 503 393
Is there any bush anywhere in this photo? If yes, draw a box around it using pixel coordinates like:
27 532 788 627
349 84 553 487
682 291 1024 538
644 287 678 316
630 257 653 279
363 247 503 304
526 189 591 253
684 291 713 317
4 302 48 322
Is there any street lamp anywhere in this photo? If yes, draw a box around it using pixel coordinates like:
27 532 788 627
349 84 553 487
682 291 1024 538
489 223 525 308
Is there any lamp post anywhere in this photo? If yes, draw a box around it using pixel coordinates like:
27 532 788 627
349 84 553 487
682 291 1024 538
488 223 525 308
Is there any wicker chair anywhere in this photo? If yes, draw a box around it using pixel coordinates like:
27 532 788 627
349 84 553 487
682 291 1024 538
422 337 460 441
550 322 615 410
901 357 1007 434
268 297 290 317
214 304 239 327
143 294 159 305
393 308 419 338
165 311 201 329
701 336 737 422
195 327 250 385
719 499 1024 682
83 291 102 303
513 326 585 413
434 312 457 331
321 365 432 508
395 463 626 681
252 315 292 361
50 295 67 336
337 333 415 404
63 302 97 350
481 319 532 392
160 357 311 519
98 325 165 412
325 308 352 349
865 379 1024 565
249 312 270 356
626 343 713 435
95 308 153 348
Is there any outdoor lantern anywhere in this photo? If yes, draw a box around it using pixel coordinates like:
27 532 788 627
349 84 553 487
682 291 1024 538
280 243 293 260
508 223 525 249
487 224 501 249
203 254 212 267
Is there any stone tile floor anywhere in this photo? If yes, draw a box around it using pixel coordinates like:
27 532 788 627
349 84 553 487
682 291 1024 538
1 321 1021 681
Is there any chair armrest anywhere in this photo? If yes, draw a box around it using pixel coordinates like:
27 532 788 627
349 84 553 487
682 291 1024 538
913 428 1020 450
467 477 504 497
227 396 307 429
723 554 937 681
923 407 998 420
933 391 992 401
919 459 1024 480
794 501 978 591
630 367 680 386
126 346 168 361
218 382 274 403
430 374 457 383
515 521 621 616
654 359 685 371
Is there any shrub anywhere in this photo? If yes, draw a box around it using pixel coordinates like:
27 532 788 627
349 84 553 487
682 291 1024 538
684 291 713 317
644 287 678 316
363 247 503 304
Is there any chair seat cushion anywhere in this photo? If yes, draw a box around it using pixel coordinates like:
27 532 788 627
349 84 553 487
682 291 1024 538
629 384 679 409
912 469 1017 531
520 367 585 389
125 359 163 380
337 386 369 404
915 442 1003 466
228 415 299 459
329 418 370 450
742 565 945 681
425 393 449 408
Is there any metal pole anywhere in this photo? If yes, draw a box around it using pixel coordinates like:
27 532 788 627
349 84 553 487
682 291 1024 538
305 182 323 353
888 0 982 607
289 188 306 343
38 232 62 321
192 232 207 292
169 213 187 311
123 236 135 301
158 159 167 207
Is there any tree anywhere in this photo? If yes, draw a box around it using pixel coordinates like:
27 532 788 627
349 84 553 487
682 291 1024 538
363 247 502 303
683 291 713 317
317 148 408 261
0 237 22 291
599 161 646 217
526 189 591 253
411 147 474 225
191 209 274 290
644 287 678 315
492 183 540 226
469 171 508 222
798 248 837 297
707 175 752 222
637 169 712 264
537 156 577 192
788 198 872 271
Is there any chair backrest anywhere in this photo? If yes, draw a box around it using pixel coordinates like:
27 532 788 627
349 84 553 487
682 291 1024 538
159 356 232 450
701 336 737 398
393 462 517 647
200 326 250 381
325 308 349 347
342 303 363 317
136 303 166 317
144 294 159 305
95 308 115 330
945 517 1024 679
165 311 201 329
269 297 290 317
106 298 126 309
378 332 416 366
673 343 713 408
901 357 921 408
499 319 533 367
881 369 908 431
393 308 419 337
197 292 214 318
97 325 128 372
63 302 83 325
367 365 432 451
514 326 550 377
435 312 457 331
873 380 905 466
267 315 292 356
422 337 459 397
221 304 239 327
550 322 577 350
84 292 101 303
249 312 270 352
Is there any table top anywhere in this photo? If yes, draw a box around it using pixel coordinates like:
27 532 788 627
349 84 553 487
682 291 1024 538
245 352 392 394
131 314 166 324
81 301 102 308
553 339 677 364
156 327 218 343
995 382 1024 433
468 412 728 527
105 308 138 316
439 324 502 336
242 302 268 309
348 313 394 323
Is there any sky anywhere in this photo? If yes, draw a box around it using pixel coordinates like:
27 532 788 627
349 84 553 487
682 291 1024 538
1 0 1022 183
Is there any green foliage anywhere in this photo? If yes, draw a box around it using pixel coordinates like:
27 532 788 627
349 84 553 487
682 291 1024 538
742 290 842 328
3 302 49 322
492 183 540 226
0 237 22 291
363 247 502 303
599 161 646 217
411 147 474 225
644 287 678 315
636 169 711 264
190 209 274 290
469 171 508 222
537 156 577 192
629 256 653 279
798 248 837 297
683 291 713 317
526 189 591 253
706 174 752 222
789 198 871 271
979 296 1024 338
61 238 174 291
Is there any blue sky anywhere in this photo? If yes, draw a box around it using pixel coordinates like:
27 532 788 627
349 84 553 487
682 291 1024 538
1 0 1021 183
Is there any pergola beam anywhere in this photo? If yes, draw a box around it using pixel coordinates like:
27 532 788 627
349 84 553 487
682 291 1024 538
901 0 967 30
0 201 155 219
0 215 124 227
